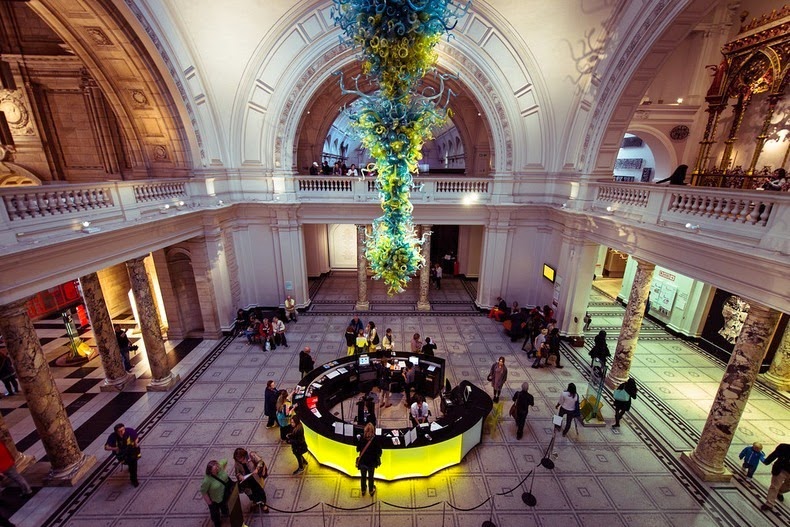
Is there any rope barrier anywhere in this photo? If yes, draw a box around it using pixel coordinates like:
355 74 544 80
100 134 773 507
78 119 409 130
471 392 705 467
380 500 444 510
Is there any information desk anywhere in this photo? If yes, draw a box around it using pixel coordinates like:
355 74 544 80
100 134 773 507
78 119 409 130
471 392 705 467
293 353 492 480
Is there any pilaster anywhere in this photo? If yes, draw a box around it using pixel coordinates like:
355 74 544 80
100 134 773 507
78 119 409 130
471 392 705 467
762 322 790 391
355 224 369 311
417 225 432 311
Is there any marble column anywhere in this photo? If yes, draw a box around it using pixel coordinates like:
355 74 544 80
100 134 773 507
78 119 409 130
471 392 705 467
681 302 780 481
79 272 135 391
0 299 96 485
126 257 180 391
355 225 370 311
605 258 655 388
761 321 790 391
0 413 35 473
417 225 432 311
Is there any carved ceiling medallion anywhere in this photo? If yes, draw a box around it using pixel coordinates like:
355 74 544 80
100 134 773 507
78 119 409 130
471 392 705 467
669 125 689 141
0 95 30 130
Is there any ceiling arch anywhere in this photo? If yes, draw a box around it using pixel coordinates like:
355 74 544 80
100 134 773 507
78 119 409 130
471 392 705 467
233 1 550 175
27 0 195 176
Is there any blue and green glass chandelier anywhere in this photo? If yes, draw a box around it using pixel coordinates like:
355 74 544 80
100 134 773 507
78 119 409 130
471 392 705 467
332 0 469 294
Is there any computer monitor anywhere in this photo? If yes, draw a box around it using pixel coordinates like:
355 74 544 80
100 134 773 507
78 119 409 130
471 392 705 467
408 356 419 366
358 354 370 367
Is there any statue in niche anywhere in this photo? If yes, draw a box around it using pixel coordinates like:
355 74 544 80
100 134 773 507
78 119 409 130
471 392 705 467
718 295 750 344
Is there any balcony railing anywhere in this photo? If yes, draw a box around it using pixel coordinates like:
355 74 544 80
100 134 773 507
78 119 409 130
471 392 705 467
591 180 789 253
293 175 491 202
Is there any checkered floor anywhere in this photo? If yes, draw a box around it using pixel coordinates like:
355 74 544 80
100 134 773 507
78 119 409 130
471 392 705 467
3 276 788 527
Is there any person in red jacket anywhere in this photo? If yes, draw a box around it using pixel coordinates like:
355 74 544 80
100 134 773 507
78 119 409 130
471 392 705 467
0 441 32 497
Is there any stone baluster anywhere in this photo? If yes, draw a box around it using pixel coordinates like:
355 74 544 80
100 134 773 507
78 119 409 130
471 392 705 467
681 302 780 481
606 258 655 388
762 322 790 391
78 273 135 390
0 299 96 484
126 257 180 391
355 225 370 311
417 225 432 311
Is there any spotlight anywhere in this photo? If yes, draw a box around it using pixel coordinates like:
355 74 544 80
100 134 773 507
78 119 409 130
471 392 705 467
676 98 683 104
176 200 185 208
160 204 170 213
217 199 224 206
606 206 613 212
561 203 567 209
685 223 700 231
80 220 100 234
81 220 91 228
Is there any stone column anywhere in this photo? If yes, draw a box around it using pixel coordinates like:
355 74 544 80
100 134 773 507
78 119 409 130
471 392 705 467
417 225 432 311
681 302 780 481
126 257 180 391
0 413 35 473
355 225 369 311
762 322 790 391
79 272 135 391
606 258 655 388
0 299 95 485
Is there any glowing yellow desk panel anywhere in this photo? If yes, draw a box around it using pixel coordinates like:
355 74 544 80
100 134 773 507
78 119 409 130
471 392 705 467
294 354 490 481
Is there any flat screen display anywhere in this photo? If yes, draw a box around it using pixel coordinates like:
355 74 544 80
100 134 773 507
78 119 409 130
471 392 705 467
543 263 556 283
408 356 419 366
358 354 370 366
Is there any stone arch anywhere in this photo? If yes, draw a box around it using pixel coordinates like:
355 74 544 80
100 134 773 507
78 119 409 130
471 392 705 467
164 247 203 337
234 1 550 175
27 0 196 176
579 0 719 175
0 163 43 186
625 124 678 181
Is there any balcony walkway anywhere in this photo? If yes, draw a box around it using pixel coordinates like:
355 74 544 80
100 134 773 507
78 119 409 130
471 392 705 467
2 276 787 526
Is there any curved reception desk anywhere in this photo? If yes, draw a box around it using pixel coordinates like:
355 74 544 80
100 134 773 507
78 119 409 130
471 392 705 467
293 353 492 480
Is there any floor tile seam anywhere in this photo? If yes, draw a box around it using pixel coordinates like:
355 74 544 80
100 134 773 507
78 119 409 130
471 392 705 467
42 335 236 527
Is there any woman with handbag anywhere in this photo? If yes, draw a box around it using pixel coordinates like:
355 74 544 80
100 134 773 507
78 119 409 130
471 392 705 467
511 382 535 440
200 459 232 526
488 356 508 402
356 422 382 497
233 448 269 512
275 390 292 441
287 415 309 475
612 378 638 427
555 383 579 437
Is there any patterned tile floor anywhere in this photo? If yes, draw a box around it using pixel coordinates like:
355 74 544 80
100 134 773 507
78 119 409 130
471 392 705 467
2 278 788 526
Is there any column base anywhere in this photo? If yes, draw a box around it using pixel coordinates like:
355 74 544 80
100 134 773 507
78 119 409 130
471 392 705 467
761 372 790 391
44 454 97 487
147 372 181 392
417 301 431 312
15 453 36 473
354 301 370 311
100 372 136 392
680 451 732 482
604 373 626 390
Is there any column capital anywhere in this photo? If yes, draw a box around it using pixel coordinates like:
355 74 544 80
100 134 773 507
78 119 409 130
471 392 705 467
634 258 655 270
125 255 147 267
0 297 31 318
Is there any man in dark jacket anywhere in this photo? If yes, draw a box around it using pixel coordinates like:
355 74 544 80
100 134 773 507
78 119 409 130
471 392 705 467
298 347 315 378
512 382 535 440
762 443 790 511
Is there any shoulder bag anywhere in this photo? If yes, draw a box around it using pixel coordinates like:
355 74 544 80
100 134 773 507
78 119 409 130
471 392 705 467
210 474 236 504
613 389 630 402
356 438 373 469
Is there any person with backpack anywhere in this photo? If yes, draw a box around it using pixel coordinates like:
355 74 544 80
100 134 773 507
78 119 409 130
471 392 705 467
612 378 638 427
233 448 269 512
201 459 232 526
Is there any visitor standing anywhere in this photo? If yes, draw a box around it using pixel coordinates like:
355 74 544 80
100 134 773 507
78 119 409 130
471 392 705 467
284 295 297 322
233 448 269 512
287 415 309 475
114 325 132 372
298 346 315 378
487 357 508 403
105 423 140 486
761 443 790 511
200 459 231 525
264 380 278 428
356 422 382 497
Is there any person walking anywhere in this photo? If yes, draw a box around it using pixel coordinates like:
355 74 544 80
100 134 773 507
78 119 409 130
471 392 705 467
511 382 535 440
356 422 382 497
487 357 508 403
739 442 765 479
264 380 278 428
200 459 231 526
298 347 315 378
0 350 19 396
233 448 269 512
104 423 140 486
286 415 309 475
612 378 637 427
114 325 133 372
555 383 579 437
0 441 32 497
761 443 790 511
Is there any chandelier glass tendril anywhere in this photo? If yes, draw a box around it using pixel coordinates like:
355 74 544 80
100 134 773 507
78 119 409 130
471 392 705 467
332 0 470 294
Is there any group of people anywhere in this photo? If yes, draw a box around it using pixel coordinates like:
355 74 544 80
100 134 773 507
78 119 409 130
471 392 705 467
309 160 368 178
